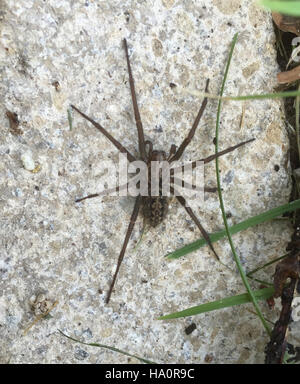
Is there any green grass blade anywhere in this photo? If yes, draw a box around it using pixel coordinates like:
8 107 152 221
259 0 300 16
247 253 290 277
184 89 300 101
166 199 300 259
225 90 300 101
58 330 157 364
246 252 290 286
248 277 273 287
214 33 271 335
158 287 275 320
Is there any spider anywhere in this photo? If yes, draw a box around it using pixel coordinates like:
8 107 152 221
71 39 254 304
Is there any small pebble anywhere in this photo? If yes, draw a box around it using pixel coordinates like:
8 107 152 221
15 188 23 197
185 323 197 335
75 347 89 361
21 150 35 171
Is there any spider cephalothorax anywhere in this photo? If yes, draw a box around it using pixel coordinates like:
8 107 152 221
72 39 254 303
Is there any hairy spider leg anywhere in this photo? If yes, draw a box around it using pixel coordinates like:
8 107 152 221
123 39 147 161
106 195 142 303
170 138 255 176
171 185 219 261
71 105 136 163
169 79 210 162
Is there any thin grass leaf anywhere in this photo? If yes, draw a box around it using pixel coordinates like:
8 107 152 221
215 33 270 334
259 0 300 16
224 90 300 101
247 253 290 277
167 199 300 259
246 253 290 286
248 277 273 287
158 287 275 320
181 89 300 101
58 330 157 364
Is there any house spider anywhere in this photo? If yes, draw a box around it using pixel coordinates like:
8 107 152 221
71 39 254 303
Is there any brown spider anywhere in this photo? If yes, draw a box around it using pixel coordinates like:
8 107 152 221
71 39 254 303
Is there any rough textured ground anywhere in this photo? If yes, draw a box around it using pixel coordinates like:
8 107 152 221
0 0 296 364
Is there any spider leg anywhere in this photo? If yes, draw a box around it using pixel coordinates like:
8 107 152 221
169 79 210 163
170 176 217 193
171 176 198 191
76 193 101 203
123 39 147 161
201 138 255 165
75 174 140 202
75 183 128 203
171 186 219 261
71 105 136 163
106 195 142 304
204 187 218 193
167 144 177 161
171 138 255 175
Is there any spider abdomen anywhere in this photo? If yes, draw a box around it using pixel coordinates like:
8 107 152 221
142 196 169 227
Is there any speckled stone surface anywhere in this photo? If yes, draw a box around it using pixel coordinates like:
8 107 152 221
0 0 296 364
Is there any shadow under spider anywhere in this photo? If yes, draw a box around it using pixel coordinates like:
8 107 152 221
71 39 255 304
